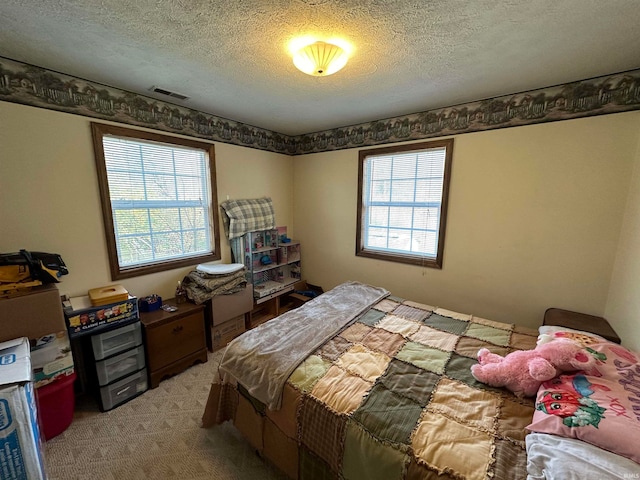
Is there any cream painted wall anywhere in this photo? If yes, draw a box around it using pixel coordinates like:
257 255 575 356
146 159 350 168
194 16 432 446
2 100 640 347
605 122 640 351
293 112 640 341
0 101 293 302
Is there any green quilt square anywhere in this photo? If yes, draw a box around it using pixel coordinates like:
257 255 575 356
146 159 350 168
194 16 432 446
299 446 336 480
238 384 265 415
358 309 387 326
289 354 331 392
379 359 439 406
352 383 423 444
396 342 450 374
465 323 511 347
342 421 408 480
387 295 405 303
423 314 468 335
445 352 503 393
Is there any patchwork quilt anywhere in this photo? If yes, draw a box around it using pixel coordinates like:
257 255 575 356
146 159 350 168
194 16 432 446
203 290 539 480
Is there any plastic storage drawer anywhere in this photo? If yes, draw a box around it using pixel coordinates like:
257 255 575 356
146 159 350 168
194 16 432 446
91 322 142 360
95 344 145 386
99 368 148 411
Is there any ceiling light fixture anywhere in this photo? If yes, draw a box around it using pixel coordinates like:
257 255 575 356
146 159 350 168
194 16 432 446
292 41 349 76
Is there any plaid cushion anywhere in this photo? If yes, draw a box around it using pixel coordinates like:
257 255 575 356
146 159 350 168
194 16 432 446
220 197 276 239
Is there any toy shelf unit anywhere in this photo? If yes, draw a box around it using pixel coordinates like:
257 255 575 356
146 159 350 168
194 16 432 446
242 228 302 303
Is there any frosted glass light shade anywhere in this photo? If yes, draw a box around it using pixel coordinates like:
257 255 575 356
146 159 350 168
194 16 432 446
293 41 348 76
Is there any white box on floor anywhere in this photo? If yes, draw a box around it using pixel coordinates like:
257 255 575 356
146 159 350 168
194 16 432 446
0 337 46 480
30 330 75 388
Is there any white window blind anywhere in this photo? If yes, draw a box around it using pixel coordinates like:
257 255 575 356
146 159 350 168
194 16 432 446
102 135 213 267
362 147 446 258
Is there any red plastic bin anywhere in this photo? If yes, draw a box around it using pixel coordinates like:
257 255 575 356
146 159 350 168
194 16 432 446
35 372 77 440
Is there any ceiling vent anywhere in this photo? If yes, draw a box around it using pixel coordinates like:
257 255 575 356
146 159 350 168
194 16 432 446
149 86 189 101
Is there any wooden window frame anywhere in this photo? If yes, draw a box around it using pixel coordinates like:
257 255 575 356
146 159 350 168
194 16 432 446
356 139 454 269
91 122 221 280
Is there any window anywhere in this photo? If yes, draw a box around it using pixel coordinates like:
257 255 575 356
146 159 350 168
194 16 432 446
356 139 453 268
91 123 220 279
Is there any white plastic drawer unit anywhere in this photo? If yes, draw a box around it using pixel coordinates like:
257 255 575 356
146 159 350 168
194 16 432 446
99 368 148 411
95 344 145 386
91 321 142 360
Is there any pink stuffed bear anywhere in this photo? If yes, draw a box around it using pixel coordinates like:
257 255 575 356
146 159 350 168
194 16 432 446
470 339 595 397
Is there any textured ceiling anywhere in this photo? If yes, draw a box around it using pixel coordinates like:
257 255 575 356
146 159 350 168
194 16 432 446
1 0 639 136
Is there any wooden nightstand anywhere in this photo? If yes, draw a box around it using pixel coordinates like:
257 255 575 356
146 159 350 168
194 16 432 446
139 299 208 388
543 308 621 344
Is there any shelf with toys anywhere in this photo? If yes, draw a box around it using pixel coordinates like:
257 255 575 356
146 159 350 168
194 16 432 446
241 227 302 328
242 227 301 301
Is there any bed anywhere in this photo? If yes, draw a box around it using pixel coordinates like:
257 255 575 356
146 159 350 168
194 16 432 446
202 281 640 479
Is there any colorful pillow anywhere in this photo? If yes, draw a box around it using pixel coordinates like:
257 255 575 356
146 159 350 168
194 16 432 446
527 342 640 464
537 325 610 348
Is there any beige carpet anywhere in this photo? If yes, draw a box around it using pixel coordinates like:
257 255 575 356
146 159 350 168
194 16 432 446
43 351 287 480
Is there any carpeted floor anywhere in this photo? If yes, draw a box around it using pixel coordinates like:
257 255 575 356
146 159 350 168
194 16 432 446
43 351 287 480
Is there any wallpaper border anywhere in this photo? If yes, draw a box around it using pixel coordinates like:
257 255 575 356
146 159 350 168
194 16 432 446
0 56 295 154
1 56 639 156
294 70 640 154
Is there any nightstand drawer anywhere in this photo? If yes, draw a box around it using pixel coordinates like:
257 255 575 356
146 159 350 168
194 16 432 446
145 311 206 371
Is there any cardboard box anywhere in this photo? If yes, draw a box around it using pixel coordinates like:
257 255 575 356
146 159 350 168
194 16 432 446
210 284 253 326
30 331 74 389
64 295 138 338
0 284 66 343
212 315 246 351
0 337 46 480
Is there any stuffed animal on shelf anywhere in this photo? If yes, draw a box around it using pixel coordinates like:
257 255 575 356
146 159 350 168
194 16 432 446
470 339 596 397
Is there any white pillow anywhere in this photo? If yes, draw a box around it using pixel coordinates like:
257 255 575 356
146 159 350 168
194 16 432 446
526 432 640 480
196 263 245 275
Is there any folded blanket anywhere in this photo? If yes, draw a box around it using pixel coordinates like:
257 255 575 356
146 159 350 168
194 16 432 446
218 281 389 410
182 268 247 304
